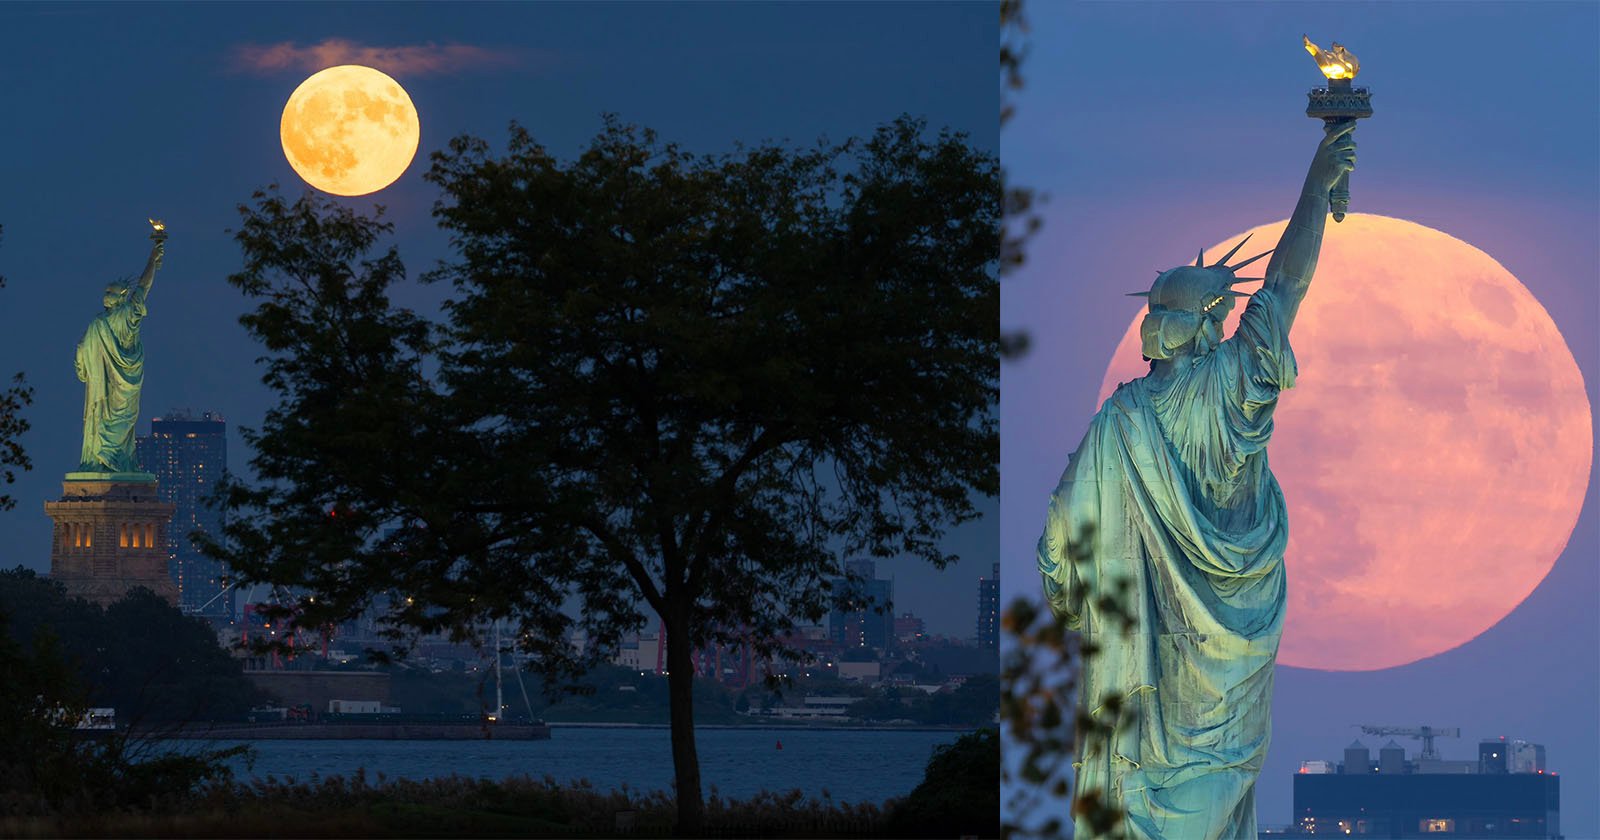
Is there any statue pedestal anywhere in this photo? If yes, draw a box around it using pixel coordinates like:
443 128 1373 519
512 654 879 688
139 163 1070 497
45 476 177 607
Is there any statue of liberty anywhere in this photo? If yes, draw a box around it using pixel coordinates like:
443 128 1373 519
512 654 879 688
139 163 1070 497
1038 121 1356 837
75 236 164 475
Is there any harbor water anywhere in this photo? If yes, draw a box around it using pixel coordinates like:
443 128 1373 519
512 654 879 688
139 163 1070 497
198 726 965 805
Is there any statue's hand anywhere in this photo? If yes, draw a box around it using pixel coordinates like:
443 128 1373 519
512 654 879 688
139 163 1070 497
1309 120 1357 193
150 241 165 271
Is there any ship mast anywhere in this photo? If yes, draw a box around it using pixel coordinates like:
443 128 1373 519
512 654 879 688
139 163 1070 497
493 618 504 722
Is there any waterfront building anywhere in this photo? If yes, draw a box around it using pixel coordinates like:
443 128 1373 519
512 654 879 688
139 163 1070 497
1293 736 1559 837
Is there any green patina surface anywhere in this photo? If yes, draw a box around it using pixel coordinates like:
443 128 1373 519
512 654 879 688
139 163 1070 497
1040 287 1294 838
65 471 157 483
1038 119 1355 837
74 241 161 475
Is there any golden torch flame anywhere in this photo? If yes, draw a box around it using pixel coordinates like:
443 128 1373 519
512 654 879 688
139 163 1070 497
1303 34 1360 80
148 218 165 233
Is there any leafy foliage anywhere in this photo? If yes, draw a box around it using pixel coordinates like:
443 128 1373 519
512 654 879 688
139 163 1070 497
1000 525 1133 838
5 770 901 838
0 606 87 816
0 599 244 819
999 0 1041 360
884 727 1000 838
0 226 34 510
204 115 997 833
0 568 267 723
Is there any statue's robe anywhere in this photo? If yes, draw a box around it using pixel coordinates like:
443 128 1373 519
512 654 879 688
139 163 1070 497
76 294 147 472
1039 287 1298 839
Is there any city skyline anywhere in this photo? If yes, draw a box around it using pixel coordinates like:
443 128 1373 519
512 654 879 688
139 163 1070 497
0 2 997 641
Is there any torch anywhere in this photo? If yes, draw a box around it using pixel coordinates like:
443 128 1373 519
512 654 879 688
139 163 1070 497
1303 35 1371 222
147 218 166 271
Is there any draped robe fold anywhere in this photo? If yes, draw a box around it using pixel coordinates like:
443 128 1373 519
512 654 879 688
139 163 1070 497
1038 287 1298 839
76 295 147 473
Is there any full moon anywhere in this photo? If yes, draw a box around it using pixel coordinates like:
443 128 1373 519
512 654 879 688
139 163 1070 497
1099 214 1592 671
280 65 420 196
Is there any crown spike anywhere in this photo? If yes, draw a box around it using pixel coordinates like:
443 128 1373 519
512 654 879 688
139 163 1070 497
1227 276 1265 285
1210 233 1253 268
1127 291 1151 297
1228 248 1274 272
1195 248 1205 267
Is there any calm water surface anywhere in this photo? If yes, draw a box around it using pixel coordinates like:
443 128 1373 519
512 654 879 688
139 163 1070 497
201 727 962 805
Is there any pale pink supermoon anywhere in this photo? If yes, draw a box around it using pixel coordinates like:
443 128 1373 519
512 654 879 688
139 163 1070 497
1099 214 1592 671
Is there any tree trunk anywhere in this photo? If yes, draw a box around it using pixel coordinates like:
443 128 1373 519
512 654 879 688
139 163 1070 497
664 607 704 836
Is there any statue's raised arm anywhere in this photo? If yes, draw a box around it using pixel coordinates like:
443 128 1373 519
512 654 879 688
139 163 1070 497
1264 120 1356 332
132 240 163 309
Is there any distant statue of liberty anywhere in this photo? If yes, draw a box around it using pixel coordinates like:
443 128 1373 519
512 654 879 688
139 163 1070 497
76 237 164 474
1038 121 1356 838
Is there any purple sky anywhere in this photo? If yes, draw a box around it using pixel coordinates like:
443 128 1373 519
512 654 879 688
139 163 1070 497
0 3 996 640
1001 2 1597 832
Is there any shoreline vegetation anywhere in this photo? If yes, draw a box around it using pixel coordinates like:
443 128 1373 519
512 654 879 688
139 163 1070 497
2 570 998 836
3 730 999 839
547 722 978 732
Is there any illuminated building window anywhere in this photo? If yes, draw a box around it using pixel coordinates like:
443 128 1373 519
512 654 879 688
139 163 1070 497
1423 819 1455 833
84 526 91 548
120 525 129 548
146 523 155 547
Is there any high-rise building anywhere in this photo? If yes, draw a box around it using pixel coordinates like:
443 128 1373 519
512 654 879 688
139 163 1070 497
136 410 231 622
829 559 893 651
977 561 999 649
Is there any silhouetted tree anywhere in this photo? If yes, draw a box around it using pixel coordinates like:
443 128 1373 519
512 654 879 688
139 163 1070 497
886 727 1000 838
0 605 86 815
999 0 1041 360
0 226 34 510
205 115 997 835
0 584 247 817
0 570 266 724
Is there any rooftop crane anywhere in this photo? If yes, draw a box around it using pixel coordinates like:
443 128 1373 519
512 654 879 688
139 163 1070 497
1357 724 1461 760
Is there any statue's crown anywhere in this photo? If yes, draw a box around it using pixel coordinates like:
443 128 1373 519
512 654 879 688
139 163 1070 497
1128 234 1272 314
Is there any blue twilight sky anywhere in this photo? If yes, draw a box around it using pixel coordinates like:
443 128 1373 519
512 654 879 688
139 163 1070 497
0 2 997 639
1002 1 1597 834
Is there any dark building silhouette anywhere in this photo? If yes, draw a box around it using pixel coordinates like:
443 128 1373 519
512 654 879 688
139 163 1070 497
137 410 231 622
829 559 893 651
1293 736 1560 837
977 561 999 649
893 612 926 644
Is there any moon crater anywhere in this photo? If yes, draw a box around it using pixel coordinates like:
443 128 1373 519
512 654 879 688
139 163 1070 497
280 65 420 196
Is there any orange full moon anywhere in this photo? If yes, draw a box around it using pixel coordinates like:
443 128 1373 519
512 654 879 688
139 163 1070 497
1099 214 1592 671
280 65 420 196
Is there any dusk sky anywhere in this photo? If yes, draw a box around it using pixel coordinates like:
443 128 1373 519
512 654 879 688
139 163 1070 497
0 3 997 638
1002 1 1597 833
